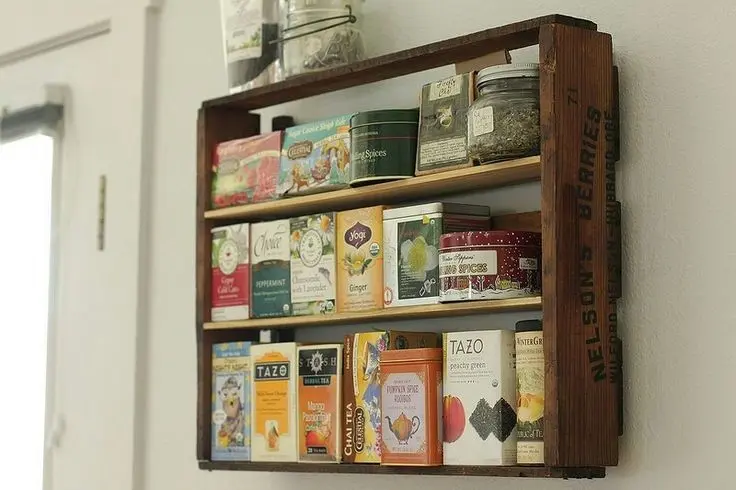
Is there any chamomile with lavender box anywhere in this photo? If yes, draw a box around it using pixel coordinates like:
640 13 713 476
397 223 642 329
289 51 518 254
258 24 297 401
290 213 337 316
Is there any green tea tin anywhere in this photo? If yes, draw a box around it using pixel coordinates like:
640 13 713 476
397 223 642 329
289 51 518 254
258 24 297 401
349 109 419 186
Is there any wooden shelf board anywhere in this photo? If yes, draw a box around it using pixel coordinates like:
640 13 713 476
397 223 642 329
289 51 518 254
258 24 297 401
201 15 596 111
199 461 605 479
203 296 541 331
205 156 541 222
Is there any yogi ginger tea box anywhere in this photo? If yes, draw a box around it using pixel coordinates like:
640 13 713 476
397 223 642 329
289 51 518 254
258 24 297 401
251 342 299 462
297 344 343 463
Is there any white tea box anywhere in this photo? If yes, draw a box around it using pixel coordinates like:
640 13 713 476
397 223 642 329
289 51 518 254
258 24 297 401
442 330 517 465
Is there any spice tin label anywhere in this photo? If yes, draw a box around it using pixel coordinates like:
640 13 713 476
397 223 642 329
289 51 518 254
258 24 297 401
471 106 495 136
516 331 544 464
212 342 251 461
381 373 426 455
429 75 463 101
337 207 384 312
290 213 336 315
211 225 249 321
251 220 291 318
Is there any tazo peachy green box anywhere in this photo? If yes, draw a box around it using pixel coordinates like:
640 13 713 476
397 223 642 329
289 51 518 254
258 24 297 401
290 213 337 316
250 220 291 318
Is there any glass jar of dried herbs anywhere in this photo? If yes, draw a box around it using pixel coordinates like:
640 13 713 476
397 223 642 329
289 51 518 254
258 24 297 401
467 63 540 164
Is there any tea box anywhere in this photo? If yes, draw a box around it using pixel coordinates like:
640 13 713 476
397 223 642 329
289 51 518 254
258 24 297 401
380 348 443 466
212 132 281 208
343 331 439 463
251 342 299 462
212 342 251 461
443 330 517 465
290 213 337 316
279 115 352 196
439 231 542 302
416 73 476 175
515 319 544 464
211 224 250 321
250 220 291 318
336 206 384 313
383 203 490 308
298 344 343 463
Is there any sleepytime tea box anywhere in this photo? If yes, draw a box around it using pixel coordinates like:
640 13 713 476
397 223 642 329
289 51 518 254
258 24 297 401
443 330 517 466
250 220 291 318
343 331 439 463
290 213 337 316
211 224 250 321
212 342 251 461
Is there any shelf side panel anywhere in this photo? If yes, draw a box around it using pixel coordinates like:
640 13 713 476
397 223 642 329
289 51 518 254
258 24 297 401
539 24 617 466
195 106 260 460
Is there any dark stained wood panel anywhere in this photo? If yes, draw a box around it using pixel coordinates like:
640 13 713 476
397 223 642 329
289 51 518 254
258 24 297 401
202 15 596 111
492 211 541 232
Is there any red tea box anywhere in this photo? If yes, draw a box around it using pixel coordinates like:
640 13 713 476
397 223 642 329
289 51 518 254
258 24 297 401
212 132 281 209
211 224 250 321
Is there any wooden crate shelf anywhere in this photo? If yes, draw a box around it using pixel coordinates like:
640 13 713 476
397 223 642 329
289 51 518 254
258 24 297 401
199 461 605 479
204 296 542 331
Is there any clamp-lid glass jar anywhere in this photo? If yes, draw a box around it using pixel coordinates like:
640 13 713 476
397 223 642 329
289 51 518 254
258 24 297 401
467 63 540 163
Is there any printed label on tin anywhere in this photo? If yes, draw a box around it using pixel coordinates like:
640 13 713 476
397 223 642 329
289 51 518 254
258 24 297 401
381 373 426 455
419 137 467 166
439 250 498 277
429 75 463 101
471 106 495 136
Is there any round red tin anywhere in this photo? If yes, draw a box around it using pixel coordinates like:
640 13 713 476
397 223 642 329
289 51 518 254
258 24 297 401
438 230 542 302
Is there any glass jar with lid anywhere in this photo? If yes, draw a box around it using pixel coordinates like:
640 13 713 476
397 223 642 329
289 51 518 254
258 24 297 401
467 63 540 163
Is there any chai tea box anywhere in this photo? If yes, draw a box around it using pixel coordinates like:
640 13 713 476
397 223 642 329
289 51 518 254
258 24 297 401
290 213 337 316
343 331 439 463
212 132 281 208
279 115 353 196
298 344 343 463
211 224 250 321
443 330 517 466
336 206 384 313
251 342 299 462
250 220 291 318
212 342 251 461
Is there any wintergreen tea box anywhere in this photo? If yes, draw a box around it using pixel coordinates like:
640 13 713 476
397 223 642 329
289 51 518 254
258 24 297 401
250 220 291 318
290 213 337 316
383 203 490 307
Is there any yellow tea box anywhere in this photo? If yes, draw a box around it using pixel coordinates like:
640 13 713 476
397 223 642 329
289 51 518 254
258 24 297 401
251 342 299 462
336 206 384 312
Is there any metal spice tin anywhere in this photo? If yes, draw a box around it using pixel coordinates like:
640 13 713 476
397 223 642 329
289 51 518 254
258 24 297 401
379 348 443 466
349 109 419 186
439 230 541 302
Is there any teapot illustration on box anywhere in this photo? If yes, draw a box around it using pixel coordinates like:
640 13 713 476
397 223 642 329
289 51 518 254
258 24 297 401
385 413 420 444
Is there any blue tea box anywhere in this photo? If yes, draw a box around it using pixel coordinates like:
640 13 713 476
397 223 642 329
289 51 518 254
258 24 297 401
278 114 353 196
212 342 252 461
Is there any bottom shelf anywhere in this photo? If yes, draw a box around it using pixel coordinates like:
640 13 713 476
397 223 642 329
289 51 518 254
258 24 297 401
199 461 605 479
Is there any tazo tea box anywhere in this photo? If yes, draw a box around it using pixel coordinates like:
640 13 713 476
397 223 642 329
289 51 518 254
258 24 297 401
212 342 251 461
211 224 250 321
298 344 343 463
416 73 475 175
443 330 517 466
290 213 337 316
383 203 490 308
336 206 384 312
343 331 439 463
250 220 291 318
251 342 299 462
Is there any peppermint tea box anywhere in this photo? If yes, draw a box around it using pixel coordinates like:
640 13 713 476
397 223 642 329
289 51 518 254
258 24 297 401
250 220 291 318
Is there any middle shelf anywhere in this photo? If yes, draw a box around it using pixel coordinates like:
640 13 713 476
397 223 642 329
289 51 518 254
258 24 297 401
203 296 541 330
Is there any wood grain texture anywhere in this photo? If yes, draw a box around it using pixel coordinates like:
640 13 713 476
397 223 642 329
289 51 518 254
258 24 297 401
202 15 596 111
203 296 541 331
195 106 260 461
539 24 617 466
492 211 541 232
199 461 605 478
205 156 541 222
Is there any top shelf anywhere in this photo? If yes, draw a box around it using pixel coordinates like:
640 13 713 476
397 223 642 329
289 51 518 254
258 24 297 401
202 15 596 111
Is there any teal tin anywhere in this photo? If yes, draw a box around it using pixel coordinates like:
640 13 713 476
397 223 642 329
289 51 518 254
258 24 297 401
349 109 419 186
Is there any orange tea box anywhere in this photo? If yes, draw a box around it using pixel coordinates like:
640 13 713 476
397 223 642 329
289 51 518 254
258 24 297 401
343 331 439 463
336 206 384 312
251 342 299 462
298 344 342 463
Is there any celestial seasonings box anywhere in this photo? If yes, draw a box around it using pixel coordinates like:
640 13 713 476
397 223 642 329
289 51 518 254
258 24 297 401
343 331 439 463
212 342 251 461
279 115 352 196
251 342 299 462
383 203 490 308
290 213 337 316
443 330 517 465
250 220 291 318
211 224 250 321
212 132 282 208
336 206 384 313
298 344 343 463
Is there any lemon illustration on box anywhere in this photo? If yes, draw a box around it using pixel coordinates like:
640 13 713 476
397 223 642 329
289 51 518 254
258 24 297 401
290 213 336 316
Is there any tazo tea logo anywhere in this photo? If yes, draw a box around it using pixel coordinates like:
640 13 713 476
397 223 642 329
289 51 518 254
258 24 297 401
253 223 287 259
254 362 290 381
449 338 484 355
287 141 313 159
345 222 372 249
